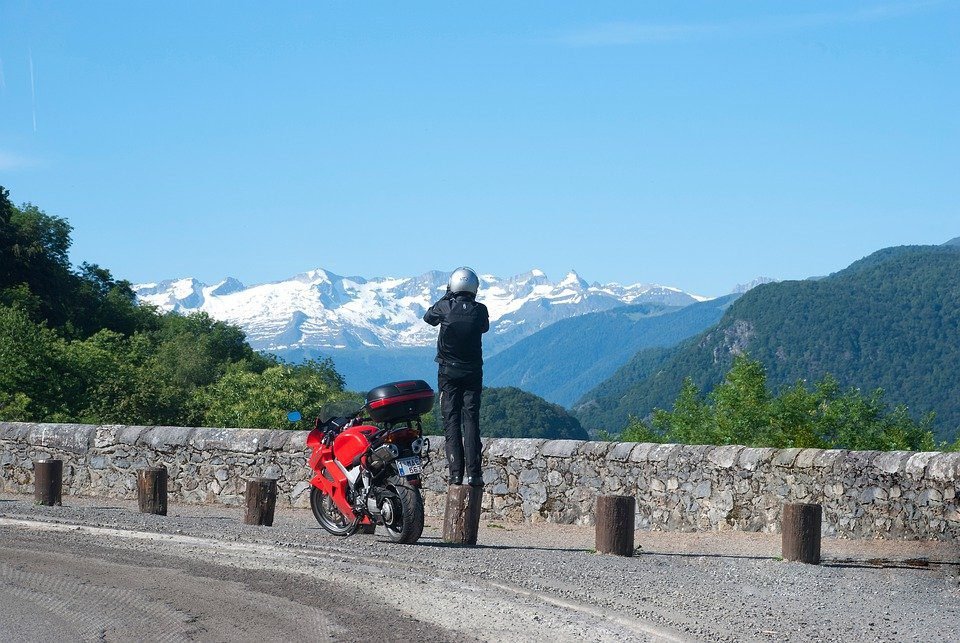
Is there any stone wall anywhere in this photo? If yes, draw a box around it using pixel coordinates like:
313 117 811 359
2 422 958 540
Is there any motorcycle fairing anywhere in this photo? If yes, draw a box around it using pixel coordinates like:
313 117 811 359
310 460 356 518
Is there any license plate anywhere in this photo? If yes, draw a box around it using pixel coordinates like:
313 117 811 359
396 456 423 476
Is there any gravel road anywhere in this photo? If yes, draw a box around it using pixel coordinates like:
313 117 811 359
1 494 957 642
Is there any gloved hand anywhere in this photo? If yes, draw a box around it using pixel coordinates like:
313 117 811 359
443 286 455 300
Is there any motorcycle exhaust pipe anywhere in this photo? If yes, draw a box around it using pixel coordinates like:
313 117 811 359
371 444 399 465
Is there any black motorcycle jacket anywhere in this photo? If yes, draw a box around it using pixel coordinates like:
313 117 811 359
423 292 489 371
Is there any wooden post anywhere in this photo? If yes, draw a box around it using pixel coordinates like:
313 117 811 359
244 478 278 526
595 495 635 556
137 466 168 516
34 459 63 506
781 502 822 564
442 484 484 545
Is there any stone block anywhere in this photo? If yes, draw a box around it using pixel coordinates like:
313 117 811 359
605 442 636 462
841 450 880 472
115 425 149 445
870 451 910 474
290 480 311 500
647 443 679 463
519 468 541 484
708 445 744 468
738 447 776 471
424 435 444 456
925 453 960 481
579 441 613 457
712 489 734 513
485 439 510 458
541 440 584 458
486 438 544 460
520 483 547 513
678 444 713 464
693 480 711 499
262 430 293 451
0 422 32 442
905 452 937 477
27 423 94 454
94 425 123 448
482 467 501 483
285 431 309 451
812 449 846 468
141 426 193 451
190 428 269 454
793 449 823 468
860 486 888 503
772 448 804 468
917 488 943 505
628 442 656 462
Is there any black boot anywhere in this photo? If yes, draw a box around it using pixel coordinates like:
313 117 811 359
466 476 484 487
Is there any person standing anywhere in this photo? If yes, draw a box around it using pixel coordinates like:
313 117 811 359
423 267 489 486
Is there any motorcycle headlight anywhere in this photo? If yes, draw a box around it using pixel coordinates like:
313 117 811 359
411 438 423 455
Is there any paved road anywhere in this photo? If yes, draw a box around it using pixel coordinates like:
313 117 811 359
1 496 958 642
0 517 664 642
0 524 466 642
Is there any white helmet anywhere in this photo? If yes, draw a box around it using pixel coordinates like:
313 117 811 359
448 266 480 295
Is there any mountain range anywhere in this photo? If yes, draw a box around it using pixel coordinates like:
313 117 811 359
135 269 707 389
575 241 960 442
484 295 739 407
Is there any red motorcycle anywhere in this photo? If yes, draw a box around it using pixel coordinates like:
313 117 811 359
292 380 434 544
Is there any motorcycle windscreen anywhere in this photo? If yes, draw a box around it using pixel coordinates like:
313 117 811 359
319 397 364 423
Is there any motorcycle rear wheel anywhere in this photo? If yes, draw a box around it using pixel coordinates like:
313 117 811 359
310 486 359 537
382 479 425 545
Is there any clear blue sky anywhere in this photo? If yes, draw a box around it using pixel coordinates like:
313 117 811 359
1 1 957 296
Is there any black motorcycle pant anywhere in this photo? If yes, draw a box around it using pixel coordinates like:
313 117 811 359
438 366 483 481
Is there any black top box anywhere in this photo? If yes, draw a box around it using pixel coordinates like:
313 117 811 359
366 380 435 423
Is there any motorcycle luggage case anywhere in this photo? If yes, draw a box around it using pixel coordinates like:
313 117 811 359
366 380 435 423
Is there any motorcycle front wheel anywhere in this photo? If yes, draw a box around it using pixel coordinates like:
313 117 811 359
310 486 359 537
381 479 425 544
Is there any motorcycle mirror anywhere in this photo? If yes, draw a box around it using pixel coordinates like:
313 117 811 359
287 410 302 422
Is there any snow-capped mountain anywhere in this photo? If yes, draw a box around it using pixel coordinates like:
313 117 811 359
134 268 707 358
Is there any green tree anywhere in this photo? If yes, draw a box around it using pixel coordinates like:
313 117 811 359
620 416 663 443
641 355 940 451
651 377 716 444
199 360 345 429
767 380 824 448
710 355 772 446
0 306 68 420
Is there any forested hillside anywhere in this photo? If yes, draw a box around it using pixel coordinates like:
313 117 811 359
421 386 588 440
0 187 346 428
576 243 960 442
484 296 737 407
